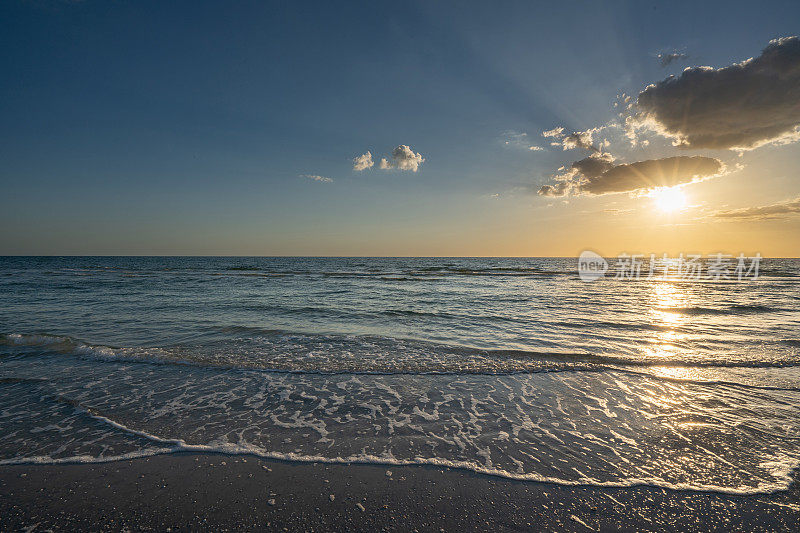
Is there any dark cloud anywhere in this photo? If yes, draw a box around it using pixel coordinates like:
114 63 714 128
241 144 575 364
714 197 800 220
571 152 615 178
538 155 723 197
632 36 800 150
657 52 688 67
583 156 722 194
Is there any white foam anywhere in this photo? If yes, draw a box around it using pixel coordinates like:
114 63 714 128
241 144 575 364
3 333 71 346
2 409 795 496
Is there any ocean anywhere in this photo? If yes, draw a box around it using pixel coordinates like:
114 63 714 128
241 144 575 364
1 256 799 495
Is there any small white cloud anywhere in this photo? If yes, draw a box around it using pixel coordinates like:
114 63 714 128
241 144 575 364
542 127 565 138
353 151 374 171
380 145 425 172
502 130 544 152
657 51 688 67
299 174 333 183
542 126 603 151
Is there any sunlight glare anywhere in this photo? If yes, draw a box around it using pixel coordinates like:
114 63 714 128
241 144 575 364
652 187 688 213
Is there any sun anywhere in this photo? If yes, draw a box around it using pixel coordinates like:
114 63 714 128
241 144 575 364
652 187 688 213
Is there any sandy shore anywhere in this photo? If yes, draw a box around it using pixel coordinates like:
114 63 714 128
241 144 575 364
1 453 798 531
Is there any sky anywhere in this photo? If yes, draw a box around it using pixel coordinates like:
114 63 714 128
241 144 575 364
1 0 799 256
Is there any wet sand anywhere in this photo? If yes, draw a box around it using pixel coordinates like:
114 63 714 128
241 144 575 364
1 453 798 531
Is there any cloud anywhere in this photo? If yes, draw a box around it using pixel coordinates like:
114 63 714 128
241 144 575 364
353 151 374 171
541 126 602 152
571 152 616 178
542 127 565 138
353 145 426 172
502 130 544 151
713 196 800 220
538 181 575 197
585 156 723 194
503 130 528 145
630 36 800 150
657 51 688 67
299 174 333 183
561 130 596 151
379 145 425 172
538 155 724 197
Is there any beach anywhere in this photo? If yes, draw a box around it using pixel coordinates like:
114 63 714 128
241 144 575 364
2 453 799 531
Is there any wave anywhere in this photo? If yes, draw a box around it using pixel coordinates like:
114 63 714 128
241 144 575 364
1 402 795 496
483 349 800 370
1 333 169 364
6 446 793 495
3 331 799 376
656 304 782 316
552 319 679 332
0 377 49 385
613 367 800 392
379 276 444 282
1 332 597 375
408 266 573 276
235 303 496 322
1 333 79 349
4 257 797 283
315 268 571 279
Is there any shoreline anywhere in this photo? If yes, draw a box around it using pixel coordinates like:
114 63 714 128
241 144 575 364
2 452 798 531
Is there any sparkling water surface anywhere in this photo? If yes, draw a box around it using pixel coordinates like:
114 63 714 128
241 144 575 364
2 257 799 493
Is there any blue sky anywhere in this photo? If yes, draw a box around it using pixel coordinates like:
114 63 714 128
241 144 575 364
2 0 799 255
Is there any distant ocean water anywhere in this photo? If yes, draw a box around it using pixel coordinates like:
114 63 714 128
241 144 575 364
1 256 799 494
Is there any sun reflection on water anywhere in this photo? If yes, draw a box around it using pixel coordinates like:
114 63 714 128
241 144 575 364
645 282 691 361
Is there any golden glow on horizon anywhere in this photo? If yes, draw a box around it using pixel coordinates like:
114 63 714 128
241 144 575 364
652 187 688 213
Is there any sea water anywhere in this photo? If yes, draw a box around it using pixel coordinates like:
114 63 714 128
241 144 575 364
1 256 799 494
